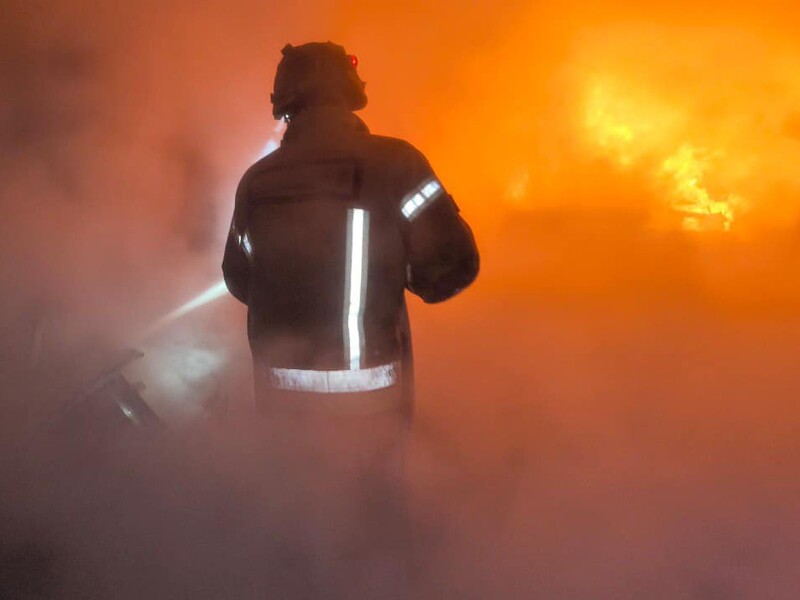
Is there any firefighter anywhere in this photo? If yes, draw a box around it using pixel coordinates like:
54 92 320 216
222 41 479 426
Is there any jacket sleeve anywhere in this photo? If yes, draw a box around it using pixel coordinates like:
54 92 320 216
398 147 479 304
221 173 252 304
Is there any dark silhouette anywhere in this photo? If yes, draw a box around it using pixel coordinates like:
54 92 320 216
222 42 479 425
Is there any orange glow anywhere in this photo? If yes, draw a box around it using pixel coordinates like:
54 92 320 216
570 24 800 233
583 76 743 231
429 13 800 238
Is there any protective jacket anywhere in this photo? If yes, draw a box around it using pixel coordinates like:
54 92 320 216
222 106 479 416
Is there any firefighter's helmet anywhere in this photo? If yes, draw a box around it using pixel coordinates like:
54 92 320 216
271 42 367 120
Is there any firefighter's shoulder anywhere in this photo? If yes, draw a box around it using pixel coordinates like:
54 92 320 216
365 134 433 173
242 146 287 182
235 146 288 199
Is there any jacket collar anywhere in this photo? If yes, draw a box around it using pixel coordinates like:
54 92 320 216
282 106 369 144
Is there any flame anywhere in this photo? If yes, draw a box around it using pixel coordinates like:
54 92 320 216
584 78 681 168
568 25 800 234
659 144 744 232
583 76 741 232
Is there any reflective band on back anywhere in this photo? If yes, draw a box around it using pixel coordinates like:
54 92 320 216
401 178 444 221
269 362 399 393
344 208 370 370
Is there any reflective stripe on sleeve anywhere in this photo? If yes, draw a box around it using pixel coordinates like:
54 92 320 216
401 177 444 221
269 362 399 393
238 231 253 256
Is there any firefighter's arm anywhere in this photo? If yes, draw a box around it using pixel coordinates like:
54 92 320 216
403 193 479 303
397 147 479 303
221 174 252 304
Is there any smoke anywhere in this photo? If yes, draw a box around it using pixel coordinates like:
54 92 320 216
2 0 800 598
